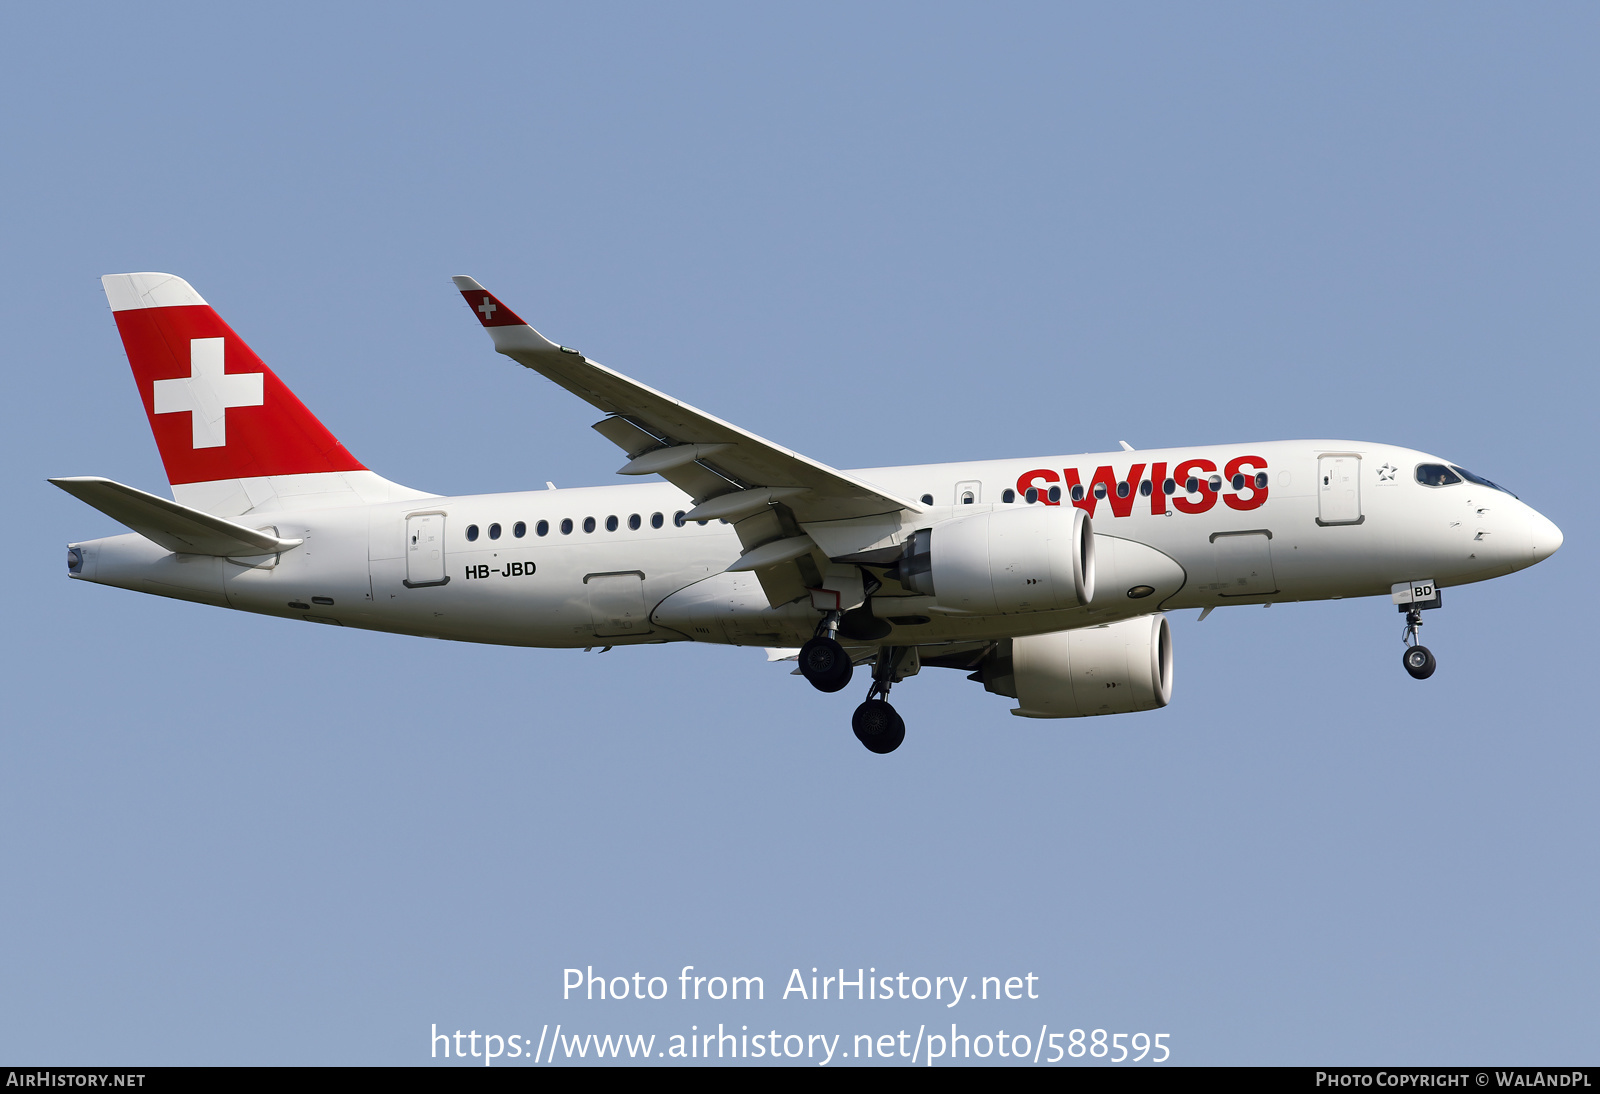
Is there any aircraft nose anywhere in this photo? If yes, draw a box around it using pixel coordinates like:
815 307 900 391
1528 509 1563 564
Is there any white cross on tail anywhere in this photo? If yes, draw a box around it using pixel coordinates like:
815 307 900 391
152 338 264 449
477 298 497 321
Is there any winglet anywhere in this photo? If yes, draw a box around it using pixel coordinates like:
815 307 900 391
451 276 565 355
452 275 527 327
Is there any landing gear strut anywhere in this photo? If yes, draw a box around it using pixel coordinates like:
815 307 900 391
798 611 852 693
1400 605 1437 680
853 648 907 754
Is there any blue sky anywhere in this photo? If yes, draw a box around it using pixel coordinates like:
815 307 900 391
2 3 1595 1065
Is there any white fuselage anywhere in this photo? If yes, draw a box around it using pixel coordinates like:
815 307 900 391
67 440 1561 651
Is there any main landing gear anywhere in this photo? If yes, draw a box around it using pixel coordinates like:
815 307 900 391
797 613 909 754
853 650 907 755
1400 604 1438 680
798 611 853 693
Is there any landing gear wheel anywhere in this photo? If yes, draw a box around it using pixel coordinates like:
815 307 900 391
852 699 906 754
798 637 853 693
1403 645 1437 680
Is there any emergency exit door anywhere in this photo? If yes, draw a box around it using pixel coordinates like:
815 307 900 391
1318 455 1363 525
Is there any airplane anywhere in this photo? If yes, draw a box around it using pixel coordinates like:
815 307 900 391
55 273 1564 753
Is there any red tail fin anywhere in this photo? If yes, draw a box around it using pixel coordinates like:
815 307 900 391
103 273 366 487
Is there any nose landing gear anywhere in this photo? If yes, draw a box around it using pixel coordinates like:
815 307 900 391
1399 597 1439 679
1394 580 1443 680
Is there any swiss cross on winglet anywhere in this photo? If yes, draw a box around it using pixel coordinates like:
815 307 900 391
460 288 525 327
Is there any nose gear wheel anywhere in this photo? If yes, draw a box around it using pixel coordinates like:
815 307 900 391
1403 644 1436 679
1399 605 1438 680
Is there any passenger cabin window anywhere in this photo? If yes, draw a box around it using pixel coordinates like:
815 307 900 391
1025 488 1038 503
1047 485 1062 503
628 514 641 530
651 512 664 529
960 491 975 504
513 521 526 538
560 518 573 535
466 524 479 542
605 515 618 532
583 517 596 533
1071 485 1085 501
536 520 549 537
1002 489 1015 503
1416 464 1462 488
1139 480 1153 497
674 511 686 527
921 494 934 506
488 523 502 540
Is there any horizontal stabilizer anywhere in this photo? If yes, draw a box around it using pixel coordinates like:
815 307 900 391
50 476 303 557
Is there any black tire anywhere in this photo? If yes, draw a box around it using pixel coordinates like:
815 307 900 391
798 637 853 693
1403 645 1437 680
852 699 906 754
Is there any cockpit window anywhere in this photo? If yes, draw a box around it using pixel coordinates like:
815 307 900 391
1449 465 1517 498
1415 464 1462 488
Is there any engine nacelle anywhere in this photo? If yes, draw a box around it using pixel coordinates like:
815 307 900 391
977 613 1173 718
895 506 1095 615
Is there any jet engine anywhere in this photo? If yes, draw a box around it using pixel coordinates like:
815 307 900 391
892 506 1095 615
974 613 1173 718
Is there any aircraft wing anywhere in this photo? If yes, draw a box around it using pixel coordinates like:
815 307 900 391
452 277 925 607
451 277 922 526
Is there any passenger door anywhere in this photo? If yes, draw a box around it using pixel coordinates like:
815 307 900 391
1317 455 1362 525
